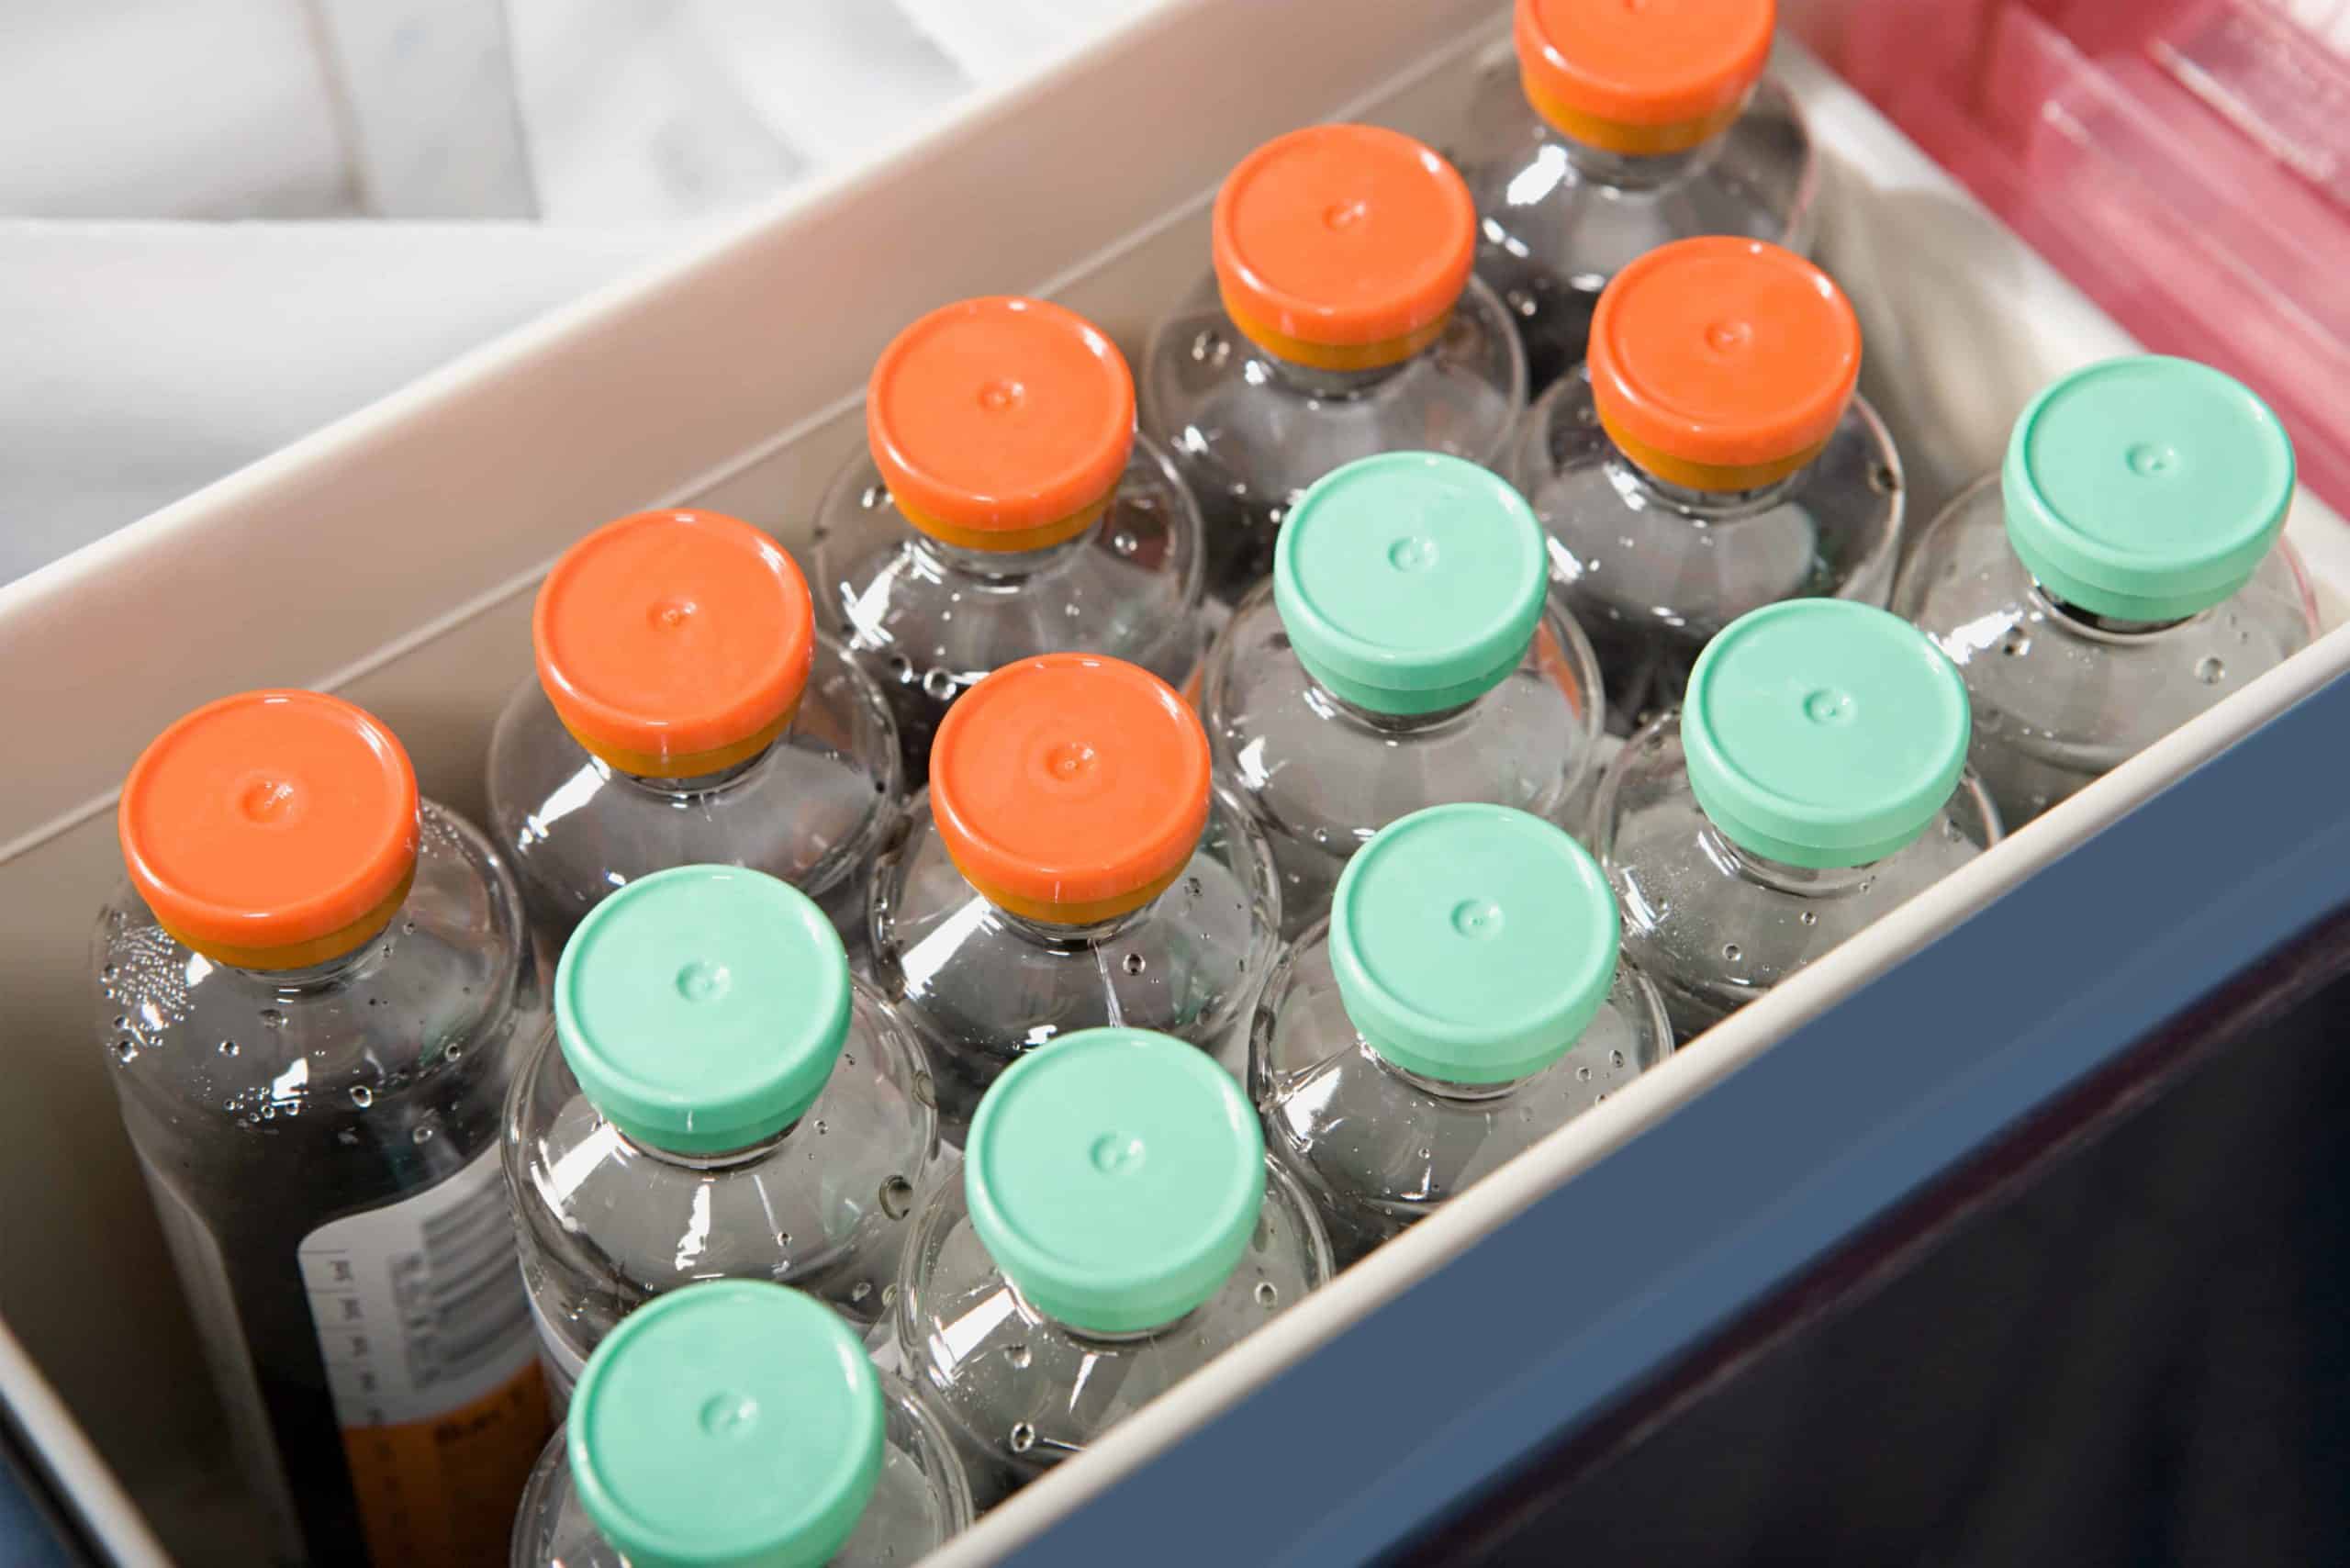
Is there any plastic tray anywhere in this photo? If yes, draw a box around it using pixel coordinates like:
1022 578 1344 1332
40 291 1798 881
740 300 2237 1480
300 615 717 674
3 5 2348 1562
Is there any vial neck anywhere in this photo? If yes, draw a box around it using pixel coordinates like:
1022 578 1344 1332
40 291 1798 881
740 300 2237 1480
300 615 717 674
913 529 1091 584
2031 581 2196 640
1697 822 1878 897
1611 454 1802 521
1261 351 1414 401
1370 1043 1537 1102
992 901 1156 950
616 1117 799 1171
610 745 774 801
232 930 397 994
1009 1280 1191 1346
1560 129 1724 191
1304 679 1484 735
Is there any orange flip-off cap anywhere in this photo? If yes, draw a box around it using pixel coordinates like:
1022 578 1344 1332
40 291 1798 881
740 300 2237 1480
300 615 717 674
1516 0 1774 156
867 297 1136 554
930 654 1211 926
1588 237 1860 493
119 690 420 970
1213 124 1475 373
535 510 815 779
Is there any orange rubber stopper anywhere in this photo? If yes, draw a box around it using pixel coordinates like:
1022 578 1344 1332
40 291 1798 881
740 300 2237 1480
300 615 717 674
1213 124 1475 373
1588 237 1860 492
534 510 815 779
930 654 1211 925
867 297 1136 553
1516 0 1775 156
118 690 420 970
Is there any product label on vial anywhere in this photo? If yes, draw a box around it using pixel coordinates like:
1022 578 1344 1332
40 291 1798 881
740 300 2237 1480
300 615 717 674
299 1147 550 1568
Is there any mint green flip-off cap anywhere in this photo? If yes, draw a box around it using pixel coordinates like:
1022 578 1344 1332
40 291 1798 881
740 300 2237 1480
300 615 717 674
965 1027 1264 1336
1331 803 1619 1085
570 1281 884 1568
556 864 851 1155
1274 452 1550 715
1684 600 1970 869
2003 355 2295 622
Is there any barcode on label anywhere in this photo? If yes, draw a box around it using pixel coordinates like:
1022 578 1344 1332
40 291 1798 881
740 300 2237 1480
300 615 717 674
397 1187 535 1391
302 1146 538 1428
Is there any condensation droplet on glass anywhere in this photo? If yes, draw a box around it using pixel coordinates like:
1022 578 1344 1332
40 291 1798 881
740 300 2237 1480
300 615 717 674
775 1230 793 1249
350 1086 374 1109
411 1126 433 1144
1869 464 1898 496
1255 1281 1279 1308
218 1039 240 1058
1111 530 1138 556
1723 943 1742 963
878 1175 914 1221
1576 1064 1592 1081
1009 1422 1037 1455
112 1014 128 1030
1123 952 1146 976
851 1280 872 1303
101 963 119 982
813 1118 829 1136
1006 1344 1032 1370
2196 655 2224 685
259 1007 285 1029
1608 1049 1625 1069
112 1040 137 1065
1800 910 1818 926
2000 629 2030 657
402 921 416 935
922 669 957 701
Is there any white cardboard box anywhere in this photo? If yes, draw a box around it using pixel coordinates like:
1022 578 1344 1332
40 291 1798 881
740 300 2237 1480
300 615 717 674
5 4 2346 1561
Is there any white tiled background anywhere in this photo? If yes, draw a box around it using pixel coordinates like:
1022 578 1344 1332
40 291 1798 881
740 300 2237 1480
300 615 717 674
0 0 1160 584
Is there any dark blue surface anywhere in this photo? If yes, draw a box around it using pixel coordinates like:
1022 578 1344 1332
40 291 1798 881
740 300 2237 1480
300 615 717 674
0 1439 80 1568
1000 667 2350 1565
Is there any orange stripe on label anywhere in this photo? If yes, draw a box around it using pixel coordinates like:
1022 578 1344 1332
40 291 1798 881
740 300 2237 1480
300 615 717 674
342 1361 549 1568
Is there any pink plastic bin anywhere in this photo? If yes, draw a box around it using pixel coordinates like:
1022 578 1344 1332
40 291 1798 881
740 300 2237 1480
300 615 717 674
1791 0 2350 511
